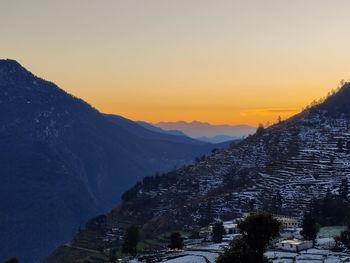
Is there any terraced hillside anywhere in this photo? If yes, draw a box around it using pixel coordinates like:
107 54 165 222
46 85 350 262
115 88 350 233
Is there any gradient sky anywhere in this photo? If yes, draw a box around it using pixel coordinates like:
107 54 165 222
2 0 350 125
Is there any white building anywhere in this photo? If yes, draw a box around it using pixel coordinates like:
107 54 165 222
276 239 313 252
207 220 238 235
222 221 238 234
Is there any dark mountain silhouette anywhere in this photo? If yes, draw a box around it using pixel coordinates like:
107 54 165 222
46 84 350 263
0 59 222 263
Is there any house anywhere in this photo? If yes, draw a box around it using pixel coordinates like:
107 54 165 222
201 220 239 241
240 213 299 229
274 214 299 229
222 221 238 234
199 227 212 241
207 220 238 234
222 233 241 241
276 239 313 252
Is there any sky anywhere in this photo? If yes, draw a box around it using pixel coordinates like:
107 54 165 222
2 0 350 125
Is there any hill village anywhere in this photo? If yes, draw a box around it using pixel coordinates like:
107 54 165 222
55 211 350 263
117 213 349 263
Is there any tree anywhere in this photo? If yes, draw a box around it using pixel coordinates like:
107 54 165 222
347 141 350 154
277 116 282 124
169 232 183 249
300 213 319 242
336 230 350 249
217 213 280 263
271 191 283 214
340 178 349 201
256 124 265 135
216 238 268 263
122 225 140 256
337 138 344 152
212 222 226 243
4 258 19 263
109 248 118 263
238 213 281 262
336 217 350 249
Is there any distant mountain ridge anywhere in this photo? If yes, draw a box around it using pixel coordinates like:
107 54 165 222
154 121 256 139
104 115 203 145
0 59 223 263
135 120 189 138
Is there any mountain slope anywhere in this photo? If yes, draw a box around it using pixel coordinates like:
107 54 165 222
119 86 350 229
0 59 221 263
46 84 350 263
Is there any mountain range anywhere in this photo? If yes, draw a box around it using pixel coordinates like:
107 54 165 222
153 121 256 143
46 84 350 262
0 60 226 263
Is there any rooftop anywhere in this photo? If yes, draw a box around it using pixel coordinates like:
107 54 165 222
279 239 310 245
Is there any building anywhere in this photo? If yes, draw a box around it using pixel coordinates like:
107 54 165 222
222 221 238 234
274 214 299 229
276 239 313 252
241 213 299 229
207 220 238 234
201 220 239 241
198 228 212 241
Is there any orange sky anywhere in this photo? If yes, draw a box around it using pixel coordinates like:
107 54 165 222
2 0 350 125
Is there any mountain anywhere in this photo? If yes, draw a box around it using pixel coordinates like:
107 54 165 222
137 121 187 137
46 84 350 262
154 121 256 139
104 115 197 144
0 59 224 263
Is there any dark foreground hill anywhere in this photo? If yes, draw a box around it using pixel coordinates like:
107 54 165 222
0 59 222 263
46 84 350 263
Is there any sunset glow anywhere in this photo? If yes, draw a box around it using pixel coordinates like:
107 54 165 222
2 0 350 125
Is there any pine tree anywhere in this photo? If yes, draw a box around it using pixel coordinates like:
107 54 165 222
122 225 140 256
169 232 183 249
300 214 319 243
212 222 226 243
337 138 344 152
340 178 349 200
346 141 350 154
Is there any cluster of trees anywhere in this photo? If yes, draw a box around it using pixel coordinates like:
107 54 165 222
310 190 350 226
121 226 185 257
304 80 348 112
300 213 319 243
3 258 18 263
122 170 182 201
337 138 350 154
308 192 350 250
216 213 281 263
122 225 140 256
